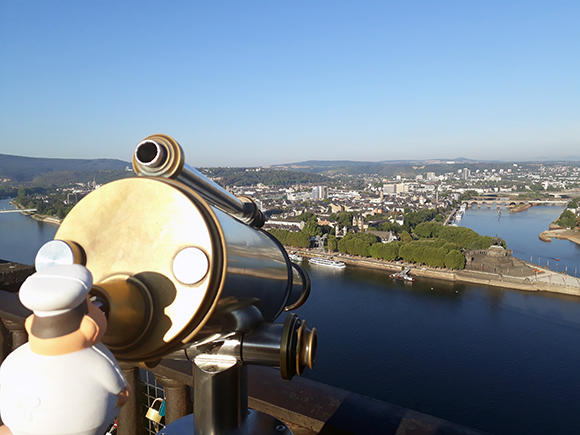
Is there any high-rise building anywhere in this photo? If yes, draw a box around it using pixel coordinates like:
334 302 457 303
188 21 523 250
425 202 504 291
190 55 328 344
383 184 396 194
312 186 328 200
395 183 409 193
383 184 408 194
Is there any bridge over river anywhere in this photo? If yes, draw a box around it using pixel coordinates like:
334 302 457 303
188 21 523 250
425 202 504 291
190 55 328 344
466 198 568 209
0 209 36 213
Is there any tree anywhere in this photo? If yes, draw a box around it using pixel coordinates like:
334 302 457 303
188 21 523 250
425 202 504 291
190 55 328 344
16 188 27 201
557 210 577 229
302 218 323 237
338 233 379 257
327 235 338 252
403 208 438 231
444 250 466 270
296 212 316 222
369 242 400 261
459 190 477 201
437 226 500 250
414 222 441 238
334 211 356 227
400 230 412 243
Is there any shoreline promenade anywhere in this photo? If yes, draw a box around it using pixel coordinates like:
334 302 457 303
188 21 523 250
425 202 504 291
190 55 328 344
293 248 580 298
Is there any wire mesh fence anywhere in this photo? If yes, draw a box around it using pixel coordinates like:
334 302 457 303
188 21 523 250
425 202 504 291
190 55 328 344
141 369 166 434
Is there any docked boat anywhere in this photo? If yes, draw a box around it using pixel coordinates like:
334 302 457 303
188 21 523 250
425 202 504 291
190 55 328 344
390 273 414 282
390 267 415 282
308 257 346 269
288 253 303 262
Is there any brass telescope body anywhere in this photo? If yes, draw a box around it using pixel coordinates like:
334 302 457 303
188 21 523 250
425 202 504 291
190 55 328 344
40 135 313 369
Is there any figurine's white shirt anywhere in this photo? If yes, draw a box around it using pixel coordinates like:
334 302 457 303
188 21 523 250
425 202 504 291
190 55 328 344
0 342 127 435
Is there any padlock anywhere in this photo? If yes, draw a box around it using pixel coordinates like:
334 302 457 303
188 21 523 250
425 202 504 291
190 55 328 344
145 398 165 423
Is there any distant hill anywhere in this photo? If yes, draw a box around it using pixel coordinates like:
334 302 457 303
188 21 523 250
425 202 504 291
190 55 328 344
0 153 330 188
269 159 481 177
201 167 330 187
0 154 131 184
275 158 477 169
268 158 569 177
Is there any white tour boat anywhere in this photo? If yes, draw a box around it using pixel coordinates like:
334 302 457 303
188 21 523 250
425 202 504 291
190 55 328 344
308 257 346 269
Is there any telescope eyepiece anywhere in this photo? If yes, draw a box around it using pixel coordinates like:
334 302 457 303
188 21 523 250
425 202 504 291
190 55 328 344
135 139 167 169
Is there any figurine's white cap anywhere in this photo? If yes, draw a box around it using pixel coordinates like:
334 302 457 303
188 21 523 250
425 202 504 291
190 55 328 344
19 264 93 317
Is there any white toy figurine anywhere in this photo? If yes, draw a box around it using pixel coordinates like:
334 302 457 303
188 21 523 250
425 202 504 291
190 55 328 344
0 264 131 435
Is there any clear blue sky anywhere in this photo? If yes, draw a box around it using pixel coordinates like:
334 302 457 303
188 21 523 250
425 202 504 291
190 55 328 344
1 1 579 166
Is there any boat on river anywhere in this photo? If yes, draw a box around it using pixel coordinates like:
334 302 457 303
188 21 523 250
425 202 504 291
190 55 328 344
308 257 346 269
288 253 303 262
390 267 415 282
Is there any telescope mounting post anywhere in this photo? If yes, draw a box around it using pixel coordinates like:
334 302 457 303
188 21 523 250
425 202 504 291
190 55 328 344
157 355 292 435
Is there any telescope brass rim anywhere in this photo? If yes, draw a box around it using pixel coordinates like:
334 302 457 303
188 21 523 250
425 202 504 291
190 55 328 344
90 276 154 352
295 320 305 376
133 134 185 180
305 326 317 370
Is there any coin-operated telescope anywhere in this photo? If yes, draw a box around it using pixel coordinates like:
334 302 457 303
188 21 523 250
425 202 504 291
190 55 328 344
35 134 317 435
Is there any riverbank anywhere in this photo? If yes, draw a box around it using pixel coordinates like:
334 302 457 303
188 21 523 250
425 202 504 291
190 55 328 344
30 214 62 225
510 203 532 212
293 249 580 297
9 200 62 225
539 228 580 245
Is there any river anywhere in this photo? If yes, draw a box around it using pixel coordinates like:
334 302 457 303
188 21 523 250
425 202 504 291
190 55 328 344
0 199 58 264
2 198 580 434
459 204 580 275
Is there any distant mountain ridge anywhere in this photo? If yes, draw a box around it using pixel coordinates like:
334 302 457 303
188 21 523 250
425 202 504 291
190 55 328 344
269 157 580 177
269 158 482 177
274 157 477 168
2 152 579 186
0 153 130 183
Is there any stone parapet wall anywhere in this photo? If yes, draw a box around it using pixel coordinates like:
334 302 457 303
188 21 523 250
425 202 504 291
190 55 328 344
0 260 35 292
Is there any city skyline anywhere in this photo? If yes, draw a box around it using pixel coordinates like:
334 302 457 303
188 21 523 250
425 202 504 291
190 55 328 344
1 1 579 166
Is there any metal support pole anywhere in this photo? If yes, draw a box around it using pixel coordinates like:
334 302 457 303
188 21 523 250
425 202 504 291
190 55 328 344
156 375 193 425
193 355 247 435
117 363 144 435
